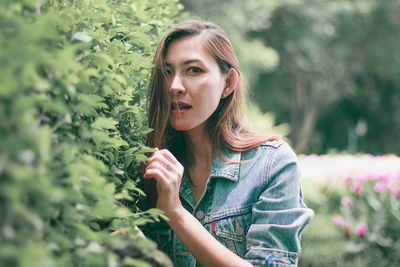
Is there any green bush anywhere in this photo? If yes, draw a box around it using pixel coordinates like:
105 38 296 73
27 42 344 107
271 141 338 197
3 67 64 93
0 0 182 266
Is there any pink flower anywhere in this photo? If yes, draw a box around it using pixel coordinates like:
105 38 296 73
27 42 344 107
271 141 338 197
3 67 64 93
374 182 385 193
332 216 344 227
341 196 352 206
355 223 368 236
345 176 353 186
327 176 335 192
353 182 363 195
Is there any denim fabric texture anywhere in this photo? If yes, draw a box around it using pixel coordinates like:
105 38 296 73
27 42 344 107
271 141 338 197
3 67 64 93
143 140 314 267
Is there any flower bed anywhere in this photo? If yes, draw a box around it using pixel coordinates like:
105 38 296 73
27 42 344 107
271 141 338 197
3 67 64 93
299 154 400 264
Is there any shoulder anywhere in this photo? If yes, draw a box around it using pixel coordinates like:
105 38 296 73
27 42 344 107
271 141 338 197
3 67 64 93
259 139 284 148
241 140 299 182
239 140 297 162
239 140 298 175
259 139 294 151
253 140 298 163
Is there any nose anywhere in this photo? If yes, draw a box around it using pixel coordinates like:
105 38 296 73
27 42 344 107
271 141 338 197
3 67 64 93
169 74 185 95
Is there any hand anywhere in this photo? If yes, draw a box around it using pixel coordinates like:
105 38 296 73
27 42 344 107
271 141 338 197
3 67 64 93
143 148 184 218
111 228 130 236
111 226 145 238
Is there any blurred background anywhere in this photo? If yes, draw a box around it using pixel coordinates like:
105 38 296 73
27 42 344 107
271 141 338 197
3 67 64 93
1 0 399 266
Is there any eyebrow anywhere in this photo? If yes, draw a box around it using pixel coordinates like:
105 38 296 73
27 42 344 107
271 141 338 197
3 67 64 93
165 59 203 67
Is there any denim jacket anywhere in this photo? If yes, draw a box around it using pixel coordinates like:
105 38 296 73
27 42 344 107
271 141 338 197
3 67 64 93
143 140 314 267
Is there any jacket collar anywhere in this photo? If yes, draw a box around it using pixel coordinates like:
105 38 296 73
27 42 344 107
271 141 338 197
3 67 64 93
209 149 241 182
179 149 241 209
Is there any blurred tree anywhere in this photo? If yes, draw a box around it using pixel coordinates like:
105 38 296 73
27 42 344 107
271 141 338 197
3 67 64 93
251 0 400 154
181 0 400 154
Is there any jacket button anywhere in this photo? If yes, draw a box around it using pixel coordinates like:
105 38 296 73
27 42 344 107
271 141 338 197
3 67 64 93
196 210 205 220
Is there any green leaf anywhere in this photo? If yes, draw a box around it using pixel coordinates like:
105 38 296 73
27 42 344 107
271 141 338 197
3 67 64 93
135 154 149 163
90 53 114 69
125 154 134 167
82 68 100 78
124 181 137 190
110 73 127 87
92 117 118 130
138 126 153 135
138 146 157 154
104 183 116 196
114 189 134 201
91 130 129 148
77 94 107 110
146 208 170 222
91 200 118 219
124 257 152 267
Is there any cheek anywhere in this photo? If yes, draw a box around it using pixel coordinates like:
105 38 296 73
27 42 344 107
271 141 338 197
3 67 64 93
197 77 224 98
201 90 223 116
199 87 222 106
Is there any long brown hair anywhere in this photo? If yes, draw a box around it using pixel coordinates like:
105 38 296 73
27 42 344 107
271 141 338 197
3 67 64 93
147 20 276 153
145 21 276 204
144 20 277 207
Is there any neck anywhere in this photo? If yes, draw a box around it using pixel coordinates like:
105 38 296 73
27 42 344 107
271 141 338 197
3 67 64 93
184 129 213 164
184 128 213 189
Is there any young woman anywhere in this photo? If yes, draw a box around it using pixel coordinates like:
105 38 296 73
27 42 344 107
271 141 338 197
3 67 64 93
142 20 313 267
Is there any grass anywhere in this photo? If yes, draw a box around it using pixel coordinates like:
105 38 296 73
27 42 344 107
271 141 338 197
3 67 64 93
299 210 348 267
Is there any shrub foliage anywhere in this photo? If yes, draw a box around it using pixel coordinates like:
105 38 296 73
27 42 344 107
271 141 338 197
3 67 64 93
334 174 400 264
0 0 182 266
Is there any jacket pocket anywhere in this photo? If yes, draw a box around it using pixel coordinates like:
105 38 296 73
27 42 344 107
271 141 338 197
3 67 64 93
213 211 251 257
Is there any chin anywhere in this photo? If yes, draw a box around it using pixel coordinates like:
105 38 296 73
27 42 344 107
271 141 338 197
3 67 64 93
170 122 193 131
169 119 206 133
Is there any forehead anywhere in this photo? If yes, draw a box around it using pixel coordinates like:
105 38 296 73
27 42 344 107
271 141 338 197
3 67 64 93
165 35 216 65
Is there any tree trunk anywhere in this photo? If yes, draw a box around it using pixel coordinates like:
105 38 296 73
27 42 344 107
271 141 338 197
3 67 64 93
292 105 320 153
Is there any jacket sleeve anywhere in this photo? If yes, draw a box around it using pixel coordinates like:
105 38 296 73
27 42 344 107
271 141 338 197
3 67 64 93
244 143 314 267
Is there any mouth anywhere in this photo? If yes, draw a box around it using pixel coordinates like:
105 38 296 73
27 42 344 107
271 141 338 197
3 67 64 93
170 101 191 116
171 102 192 110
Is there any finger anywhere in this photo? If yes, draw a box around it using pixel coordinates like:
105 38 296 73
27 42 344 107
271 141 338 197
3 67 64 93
144 162 168 180
144 167 170 189
156 149 178 164
147 149 167 168
111 228 129 236
148 156 171 172
159 150 184 173
147 149 184 178
145 161 170 177
145 159 172 174
146 159 183 188
134 226 146 239
147 147 160 161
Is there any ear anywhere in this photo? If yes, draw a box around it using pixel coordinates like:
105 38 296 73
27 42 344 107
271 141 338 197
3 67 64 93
221 68 239 99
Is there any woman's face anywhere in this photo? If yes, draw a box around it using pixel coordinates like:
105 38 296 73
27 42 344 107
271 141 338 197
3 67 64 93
165 35 228 136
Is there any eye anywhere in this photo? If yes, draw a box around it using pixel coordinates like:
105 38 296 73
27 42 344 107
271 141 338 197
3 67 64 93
164 68 174 77
187 66 202 74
